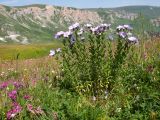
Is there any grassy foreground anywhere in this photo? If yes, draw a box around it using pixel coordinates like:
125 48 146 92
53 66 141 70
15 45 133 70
0 38 160 119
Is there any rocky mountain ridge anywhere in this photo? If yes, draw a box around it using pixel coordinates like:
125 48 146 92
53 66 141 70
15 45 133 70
0 4 159 44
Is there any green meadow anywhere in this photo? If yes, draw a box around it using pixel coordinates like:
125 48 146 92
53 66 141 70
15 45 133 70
0 42 62 60
0 21 160 119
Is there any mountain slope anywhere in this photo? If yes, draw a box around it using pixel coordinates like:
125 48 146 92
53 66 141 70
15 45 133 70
112 6 160 19
0 4 159 44
0 4 102 44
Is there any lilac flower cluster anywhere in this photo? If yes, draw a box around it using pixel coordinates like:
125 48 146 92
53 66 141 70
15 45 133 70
54 23 80 39
128 36 139 43
116 24 138 44
54 23 110 41
68 22 80 31
116 24 133 32
7 102 22 120
54 31 65 39
0 81 23 91
85 23 92 28
90 24 111 35
54 22 139 45
7 89 21 119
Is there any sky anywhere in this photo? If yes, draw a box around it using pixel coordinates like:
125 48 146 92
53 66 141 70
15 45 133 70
0 0 160 8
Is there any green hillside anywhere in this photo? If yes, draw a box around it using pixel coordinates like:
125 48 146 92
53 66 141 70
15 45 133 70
0 4 159 44
113 6 160 19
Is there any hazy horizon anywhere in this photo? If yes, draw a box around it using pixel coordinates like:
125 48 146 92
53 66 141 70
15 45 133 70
0 0 160 8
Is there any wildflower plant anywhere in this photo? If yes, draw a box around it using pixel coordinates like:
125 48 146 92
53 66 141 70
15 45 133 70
55 23 139 97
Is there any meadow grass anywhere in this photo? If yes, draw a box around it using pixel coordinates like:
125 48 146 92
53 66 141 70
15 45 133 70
0 30 160 120
0 41 62 60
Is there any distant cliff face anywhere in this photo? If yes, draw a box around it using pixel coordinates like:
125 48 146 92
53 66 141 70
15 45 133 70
151 18 160 27
0 4 159 44
0 5 103 44
9 5 102 24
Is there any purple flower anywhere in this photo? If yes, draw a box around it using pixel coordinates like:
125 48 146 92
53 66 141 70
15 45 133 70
85 23 92 28
98 26 105 33
7 102 22 120
0 82 8 90
116 25 125 32
8 90 17 101
91 27 99 35
49 50 55 56
119 32 127 38
68 25 74 31
69 23 80 31
72 22 80 29
100 23 111 30
54 31 64 39
128 36 138 43
90 24 111 35
63 31 72 38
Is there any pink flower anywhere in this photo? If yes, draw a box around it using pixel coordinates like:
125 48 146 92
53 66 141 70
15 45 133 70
27 104 35 114
0 82 8 90
23 95 31 100
7 102 22 120
12 102 22 113
13 82 23 89
8 90 17 101
35 106 44 114
27 104 44 115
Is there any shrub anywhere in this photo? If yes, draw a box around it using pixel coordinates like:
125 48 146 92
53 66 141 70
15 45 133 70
55 23 138 98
